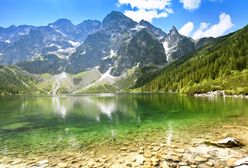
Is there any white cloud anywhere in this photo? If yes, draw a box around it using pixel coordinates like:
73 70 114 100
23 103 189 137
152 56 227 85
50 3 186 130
165 8 174 14
180 0 201 10
179 22 194 36
124 9 168 22
118 0 170 10
192 22 209 39
118 0 173 22
192 12 233 39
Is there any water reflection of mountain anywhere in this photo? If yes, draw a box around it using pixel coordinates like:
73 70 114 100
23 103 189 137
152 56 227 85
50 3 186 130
1 94 248 128
15 95 139 122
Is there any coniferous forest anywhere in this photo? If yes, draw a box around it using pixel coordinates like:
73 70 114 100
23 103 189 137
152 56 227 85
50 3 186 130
142 25 248 95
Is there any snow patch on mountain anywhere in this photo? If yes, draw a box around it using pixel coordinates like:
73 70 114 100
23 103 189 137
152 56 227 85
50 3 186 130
102 50 117 60
46 43 62 49
19 32 27 36
48 47 77 59
81 51 87 55
163 41 172 61
131 25 146 31
68 40 80 47
55 29 67 37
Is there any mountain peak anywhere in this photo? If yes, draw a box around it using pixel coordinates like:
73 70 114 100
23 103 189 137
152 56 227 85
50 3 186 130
8 25 17 29
52 18 73 27
102 11 136 31
169 26 179 35
139 20 153 27
139 19 167 37
78 20 101 25
103 11 130 22
109 11 125 16
139 19 149 24
171 25 178 32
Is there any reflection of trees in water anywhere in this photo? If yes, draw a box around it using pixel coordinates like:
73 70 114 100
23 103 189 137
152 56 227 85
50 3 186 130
2 94 248 130
133 94 247 121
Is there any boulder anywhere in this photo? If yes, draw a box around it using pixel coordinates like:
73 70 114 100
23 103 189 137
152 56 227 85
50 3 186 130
204 137 244 148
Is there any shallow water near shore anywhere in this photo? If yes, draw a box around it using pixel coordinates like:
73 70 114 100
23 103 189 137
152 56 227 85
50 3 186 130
0 93 248 167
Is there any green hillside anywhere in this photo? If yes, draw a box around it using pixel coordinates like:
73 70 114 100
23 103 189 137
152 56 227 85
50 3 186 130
141 25 248 95
0 65 43 95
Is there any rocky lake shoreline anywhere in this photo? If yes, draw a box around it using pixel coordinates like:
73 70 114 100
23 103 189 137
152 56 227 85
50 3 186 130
1 125 248 168
194 91 248 99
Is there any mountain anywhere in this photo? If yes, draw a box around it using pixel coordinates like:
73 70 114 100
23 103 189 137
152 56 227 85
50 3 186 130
68 11 210 77
141 25 248 95
102 11 137 34
48 19 101 41
17 54 68 74
68 11 167 76
0 11 214 71
0 19 101 64
0 25 35 43
163 26 194 61
0 11 219 94
139 20 167 38
1 27 72 64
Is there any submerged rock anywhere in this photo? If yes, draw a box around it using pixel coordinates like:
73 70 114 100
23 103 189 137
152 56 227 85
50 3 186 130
57 162 68 168
1 122 32 130
195 156 208 162
217 137 243 147
36 159 49 166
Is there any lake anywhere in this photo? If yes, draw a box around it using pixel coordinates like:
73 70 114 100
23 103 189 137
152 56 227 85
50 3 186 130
0 94 248 167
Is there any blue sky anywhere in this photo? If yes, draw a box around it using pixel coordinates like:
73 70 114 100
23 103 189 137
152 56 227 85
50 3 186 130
0 0 247 39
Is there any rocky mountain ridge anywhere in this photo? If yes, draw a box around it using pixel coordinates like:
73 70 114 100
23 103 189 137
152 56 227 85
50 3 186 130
1 11 214 75
0 19 101 64
0 11 216 94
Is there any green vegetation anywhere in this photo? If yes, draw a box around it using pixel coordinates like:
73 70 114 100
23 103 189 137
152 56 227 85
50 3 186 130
40 73 52 78
0 65 43 95
141 25 248 95
80 84 118 93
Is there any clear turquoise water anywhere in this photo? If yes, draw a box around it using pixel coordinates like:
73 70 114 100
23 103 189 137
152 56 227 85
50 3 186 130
0 94 248 157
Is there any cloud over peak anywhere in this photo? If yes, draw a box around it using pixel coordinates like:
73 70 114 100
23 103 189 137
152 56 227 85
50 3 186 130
192 12 233 39
179 22 194 36
118 0 170 10
179 12 233 39
180 0 201 10
117 0 173 22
